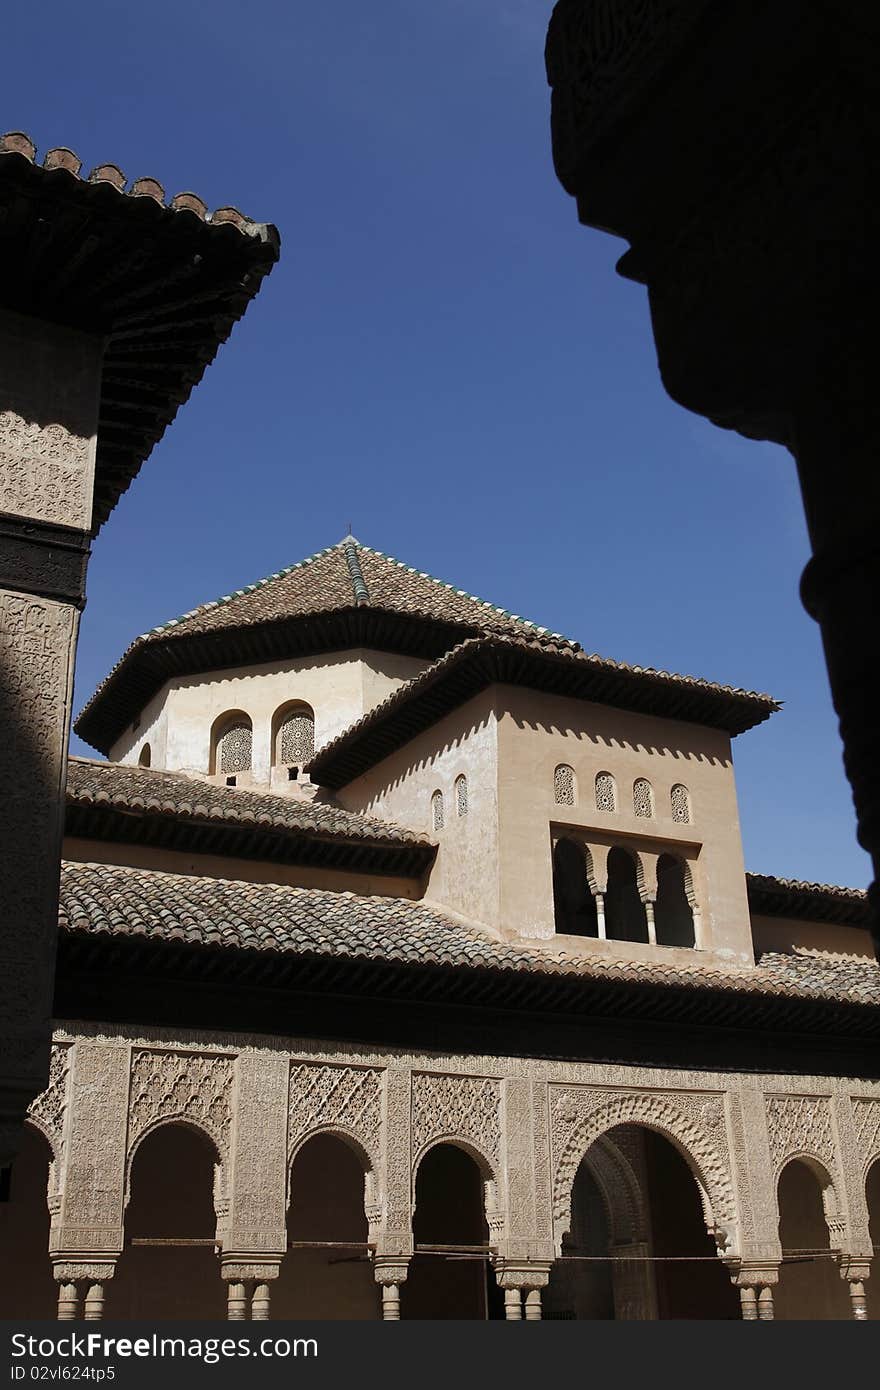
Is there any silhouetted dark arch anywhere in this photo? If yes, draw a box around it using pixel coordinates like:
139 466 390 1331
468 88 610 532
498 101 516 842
775 1159 851 1319
605 847 648 943
654 855 695 947
0 1124 56 1317
405 1144 504 1320
553 838 598 937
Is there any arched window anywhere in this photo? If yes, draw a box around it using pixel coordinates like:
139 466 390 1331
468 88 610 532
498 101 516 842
670 784 691 824
431 789 445 831
553 838 598 937
554 764 576 806
455 774 468 817
138 743 151 768
654 854 696 947
595 772 616 813
604 846 648 943
633 777 654 818
211 711 252 776
273 702 315 768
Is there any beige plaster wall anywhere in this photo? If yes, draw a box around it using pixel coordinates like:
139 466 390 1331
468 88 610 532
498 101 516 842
337 690 503 932
751 914 876 961
109 649 428 778
63 838 424 901
495 688 754 964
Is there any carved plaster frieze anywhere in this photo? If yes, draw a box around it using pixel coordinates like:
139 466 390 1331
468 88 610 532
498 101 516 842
27 1042 71 1187
851 1098 880 1173
411 1072 501 1173
127 1049 233 1157
764 1093 837 1177
287 1062 383 1169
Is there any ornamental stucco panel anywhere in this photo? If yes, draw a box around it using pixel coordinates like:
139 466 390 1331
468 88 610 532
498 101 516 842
764 1093 838 1178
411 1072 502 1175
288 1062 384 1170
127 1049 234 1161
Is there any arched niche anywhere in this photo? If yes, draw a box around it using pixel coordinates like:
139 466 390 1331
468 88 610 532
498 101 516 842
404 1142 505 1320
0 1123 56 1317
210 710 253 777
605 846 648 943
774 1157 852 1319
654 854 696 947
109 1121 224 1319
553 837 598 937
272 700 315 771
274 1131 377 1319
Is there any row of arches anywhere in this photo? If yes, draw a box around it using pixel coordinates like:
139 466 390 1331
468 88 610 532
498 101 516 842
7 1119 877 1319
137 704 317 781
553 839 696 947
554 766 691 824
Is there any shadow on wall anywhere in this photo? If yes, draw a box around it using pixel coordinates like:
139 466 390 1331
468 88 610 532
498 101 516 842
0 1124 56 1317
513 716 731 770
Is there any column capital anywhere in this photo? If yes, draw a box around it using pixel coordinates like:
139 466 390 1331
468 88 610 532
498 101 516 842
220 1259 281 1284
373 1256 410 1288
493 1259 552 1291
52 1260 116 1284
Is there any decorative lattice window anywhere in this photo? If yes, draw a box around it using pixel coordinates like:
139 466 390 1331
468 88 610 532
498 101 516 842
554 764 575 806
633 777 654 818
217 720 252 774
455 774 468 818
431 789 445 831
671 783 691 824
595 771 616 812
280 709 314 765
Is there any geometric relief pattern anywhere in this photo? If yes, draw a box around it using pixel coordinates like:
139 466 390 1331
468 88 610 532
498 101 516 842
412 1073 501 1170
852 1099 880 1170
550 1086 736 1232
27 1042 70 1163
128 1049 233 1156
288 1063 383 1168
764 1094 836 1176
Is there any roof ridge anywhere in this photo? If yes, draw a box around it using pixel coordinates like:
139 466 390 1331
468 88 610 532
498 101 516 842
341 537 369 606
356 543 567 639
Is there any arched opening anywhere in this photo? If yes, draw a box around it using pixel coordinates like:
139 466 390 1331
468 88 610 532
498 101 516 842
866 1159 880 1320
545 1155 614 1319
455 773 469 817
605 847 648 943
553 838 598 937
108 1123 224 1319
404 1144 504 1319
138 743 151 768
671 784 691 824
0 1124 56 1317
273 701 315 772
274 1133 375 1318
775 1159 851 1319
633 778 654 818
550 1125 738 1319
210 711 252 777
431 789 445 832
595 771 616 812
654 855 696 947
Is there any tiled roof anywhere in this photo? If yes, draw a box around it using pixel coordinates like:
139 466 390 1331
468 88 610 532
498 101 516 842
74 538 562 752
308 634 780 787
746 873 870 927
0 131 279 532
65 757 433 877
58 860 880 1015
75 538 779 755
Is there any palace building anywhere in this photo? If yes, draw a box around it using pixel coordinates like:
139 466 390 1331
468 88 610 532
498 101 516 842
2 535 879 1321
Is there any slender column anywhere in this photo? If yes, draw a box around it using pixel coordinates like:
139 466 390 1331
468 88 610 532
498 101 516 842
848 1281 868 1321
757 1286 775 1320
524 1288 543 1320
739 1287 758 1320
250 1283 272 1321
226 1283 248 1320
594 892 607 940
83 1284 105 1321
504 1288 522 1320
645 901 657 947
839 1259 871 1321
56 1283 81 1321
374 1258 410 1321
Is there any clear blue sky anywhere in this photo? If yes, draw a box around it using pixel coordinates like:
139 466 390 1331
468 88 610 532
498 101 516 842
8 1 868 888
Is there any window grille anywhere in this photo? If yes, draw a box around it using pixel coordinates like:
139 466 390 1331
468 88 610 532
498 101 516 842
554 764 575 806
633 777 654 818
455 774 468 817
671 784 691 824
431 789 445 831
595 772 616 812
280 710 314 765
218 722 252 774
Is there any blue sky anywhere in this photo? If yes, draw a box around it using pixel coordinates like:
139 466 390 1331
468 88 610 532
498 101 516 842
8 1 868 887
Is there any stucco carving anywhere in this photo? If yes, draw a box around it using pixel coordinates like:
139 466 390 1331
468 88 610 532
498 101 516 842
412 1072 501 1173
764 1094 837 1177
550 1087 737 1246
851 1099 880 1173
27 1043 70 1161
0 413 93 527
128 1049 233 1156
288 1062 383 1168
